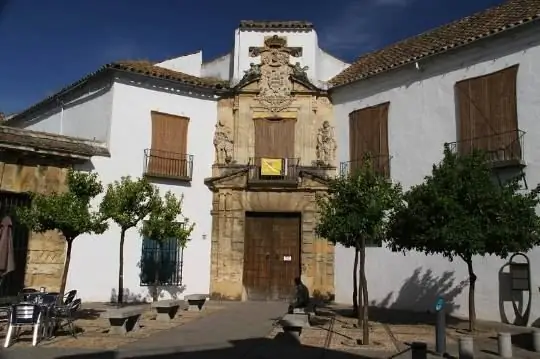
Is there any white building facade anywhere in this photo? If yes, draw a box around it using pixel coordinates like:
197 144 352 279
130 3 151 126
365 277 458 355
6 0 540 326
331 2 540 324
6 21 347 303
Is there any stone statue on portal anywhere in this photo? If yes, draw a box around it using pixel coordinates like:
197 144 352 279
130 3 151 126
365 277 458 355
316 120 337 166
213 120 234 164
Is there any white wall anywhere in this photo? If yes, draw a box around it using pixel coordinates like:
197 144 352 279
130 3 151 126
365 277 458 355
66 78 217 303
316 48 350 84
156 52 203 77
331 24 540 324
16 82 113 143
202 53 232 81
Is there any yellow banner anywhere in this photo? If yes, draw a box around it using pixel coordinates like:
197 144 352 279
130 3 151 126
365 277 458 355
261 158 283 176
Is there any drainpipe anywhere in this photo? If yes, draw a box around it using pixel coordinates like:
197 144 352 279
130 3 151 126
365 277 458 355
235 29 241 84
57 99 65 135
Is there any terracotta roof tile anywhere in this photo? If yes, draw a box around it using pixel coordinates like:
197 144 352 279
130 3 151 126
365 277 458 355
7 61 229 124
0 126 110 158
329 0 540 87
239 20 313 30
109 61 228 89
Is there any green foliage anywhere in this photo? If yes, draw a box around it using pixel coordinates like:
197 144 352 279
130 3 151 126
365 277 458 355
387 146 540 261
17 168 107 240
315 159 403 247
140 191 195 247
100 176 159 230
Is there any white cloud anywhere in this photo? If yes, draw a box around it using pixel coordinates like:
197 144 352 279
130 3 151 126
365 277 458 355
320 0 416 55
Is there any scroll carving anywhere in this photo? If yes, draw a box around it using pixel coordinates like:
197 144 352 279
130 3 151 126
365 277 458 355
316 120 337 166
213 120 234 164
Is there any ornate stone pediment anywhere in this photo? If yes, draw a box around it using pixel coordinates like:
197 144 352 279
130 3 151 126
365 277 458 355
204 168 248 190
204 167 331 191
234 36 320 113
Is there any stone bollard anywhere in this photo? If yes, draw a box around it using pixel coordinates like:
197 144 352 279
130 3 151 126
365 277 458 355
532 330 540 352
282 327 302 344
411 341 427 359
459 336 474 359
498 332 512 358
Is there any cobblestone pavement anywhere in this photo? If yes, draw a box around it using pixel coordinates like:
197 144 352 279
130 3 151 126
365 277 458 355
3 302 540 359
0 301 292 359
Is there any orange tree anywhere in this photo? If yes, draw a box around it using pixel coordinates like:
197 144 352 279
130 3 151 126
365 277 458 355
99 176 159 304
387 146 540 331
315 158 402 345
140 191 194 301
17 169 107 297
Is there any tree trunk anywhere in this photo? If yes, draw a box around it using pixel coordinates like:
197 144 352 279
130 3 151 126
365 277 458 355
466 257 477 332
58 239 73 298
353 248 359 316
359 238 369 345
117 228 126 305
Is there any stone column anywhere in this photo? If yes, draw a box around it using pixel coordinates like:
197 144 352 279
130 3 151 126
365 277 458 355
210 190 245 300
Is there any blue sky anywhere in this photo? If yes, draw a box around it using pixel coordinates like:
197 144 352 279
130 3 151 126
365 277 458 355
0 0 504 114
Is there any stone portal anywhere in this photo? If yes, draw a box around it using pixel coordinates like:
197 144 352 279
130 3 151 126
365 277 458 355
205 35 336 301
206 171 335 301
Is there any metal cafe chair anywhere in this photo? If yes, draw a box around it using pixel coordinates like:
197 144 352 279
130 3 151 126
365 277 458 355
18 288 39 302
39 294 59 339
0 277 12 329
63 290 77 305
4 303 43 347
52 298 81 338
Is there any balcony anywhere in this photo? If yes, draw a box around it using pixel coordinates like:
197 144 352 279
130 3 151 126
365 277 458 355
339 155 391 178
143 149 193 182
447 129 525 169
247 157 300 187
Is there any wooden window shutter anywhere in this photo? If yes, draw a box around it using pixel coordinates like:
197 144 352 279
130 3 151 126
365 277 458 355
348 102 390 176
488 66 520 160
254 119 295 158
455 65 519 160
374 103 390 176
149 111 190 178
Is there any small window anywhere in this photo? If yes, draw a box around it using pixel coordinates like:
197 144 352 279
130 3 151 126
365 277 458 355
139 235 184 287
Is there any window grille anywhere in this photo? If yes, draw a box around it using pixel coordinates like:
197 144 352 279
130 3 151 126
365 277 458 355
139 235 184 287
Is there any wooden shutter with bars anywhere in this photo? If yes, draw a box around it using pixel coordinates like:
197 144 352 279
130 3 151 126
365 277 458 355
253 118 295 158
149 111 190 178
455 65 519 160
348 102 390 176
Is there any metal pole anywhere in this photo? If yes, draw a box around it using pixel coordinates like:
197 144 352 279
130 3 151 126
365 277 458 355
435 297 446 355
435 304 446 354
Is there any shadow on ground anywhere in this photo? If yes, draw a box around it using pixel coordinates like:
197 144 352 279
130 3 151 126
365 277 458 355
75 308 104 320
325 267 469 327
7 338 381 359
324 304 468 328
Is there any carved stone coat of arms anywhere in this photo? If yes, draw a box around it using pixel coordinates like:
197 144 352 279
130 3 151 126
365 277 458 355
248 36 303 114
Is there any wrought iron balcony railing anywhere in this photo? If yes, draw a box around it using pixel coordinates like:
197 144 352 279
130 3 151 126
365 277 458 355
447 129 525 167
143 149 193 181
247 157 300 186
339 154 391 178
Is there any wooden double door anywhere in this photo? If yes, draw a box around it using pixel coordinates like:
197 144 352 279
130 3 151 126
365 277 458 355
243 212 301 301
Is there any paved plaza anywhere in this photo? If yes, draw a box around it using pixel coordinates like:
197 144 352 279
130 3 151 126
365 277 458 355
1 301 540 359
